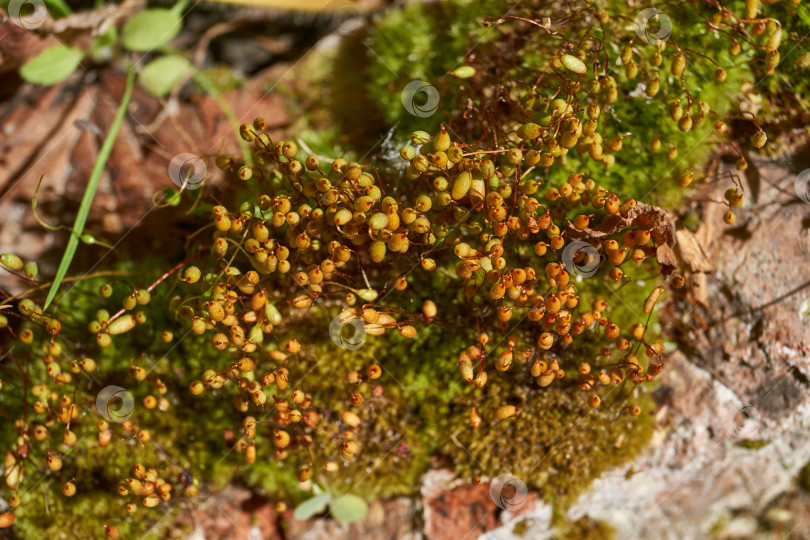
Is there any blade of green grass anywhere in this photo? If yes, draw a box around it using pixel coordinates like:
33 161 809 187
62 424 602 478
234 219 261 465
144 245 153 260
43 67 136 310
43 0 72 17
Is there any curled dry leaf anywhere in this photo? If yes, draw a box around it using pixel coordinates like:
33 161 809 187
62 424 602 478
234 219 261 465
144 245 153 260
566 202 676 245
566 202 678 273
674 229 715 273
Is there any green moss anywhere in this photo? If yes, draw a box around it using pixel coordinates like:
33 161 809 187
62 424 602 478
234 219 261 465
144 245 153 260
440 374 655 510
736 439 770 450
708 513 731 535
0 271 248 538
258 307 468 500
512 518 535 536
798 460 810 492
364 0 504 132
555 516 616 540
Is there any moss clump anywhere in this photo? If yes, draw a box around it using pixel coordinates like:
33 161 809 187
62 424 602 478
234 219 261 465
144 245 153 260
441 374 655 509
4 0 804 534
364 0 505 132
736 439 770 450
555 516 616 540
0 271 255 539
253 308 467 500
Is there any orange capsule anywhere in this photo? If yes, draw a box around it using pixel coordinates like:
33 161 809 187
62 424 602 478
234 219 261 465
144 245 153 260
494 405 519 421
470 405 482 428
578 363 591 375
276 368 289 390
291 295 313 309
0 513 15 528
345 370 362 384
132 463 147 479
273 430 291 448
47 452 62 472
605 322 621 340
398 325 417 339
285 340 301 354
341 411 362 428
99 429 112 447
63 480 77 497
367 364 382 380
537 332 554 350
537 370 556 387
341 441 359 458
531 359 547 377
32 425 48 441
643 287 664 314
495 350 513 371
63 429 77 447
422 300 437 319
458 357 474 382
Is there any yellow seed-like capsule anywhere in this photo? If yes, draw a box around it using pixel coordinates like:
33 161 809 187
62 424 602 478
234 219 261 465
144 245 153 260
643 286 664 314
369 241 386 263
0 253 23 271
273 429 291 448
422 300 437 319
341 411 362 427
63 481 76 497
561 54 587 74
0 512 15 528
494 405 519 421
398 325 417 339
671 52 686 76
745 0 759 19
470 405 482 428
298 468 311 482
47 453 62 471
458 356 474 382
451 172 472 201
108 314 136 335
291 295 313 309
537 370 556 387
